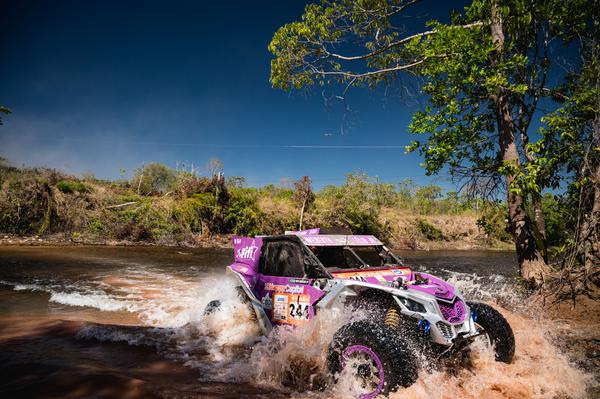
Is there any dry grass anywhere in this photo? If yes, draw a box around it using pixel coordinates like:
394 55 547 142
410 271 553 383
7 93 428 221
380 207 512 250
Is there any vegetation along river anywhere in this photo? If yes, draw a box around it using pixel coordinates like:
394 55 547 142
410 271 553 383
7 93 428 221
0 246 597 398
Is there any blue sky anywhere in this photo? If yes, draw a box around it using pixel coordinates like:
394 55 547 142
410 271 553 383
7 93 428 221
0 0 472 189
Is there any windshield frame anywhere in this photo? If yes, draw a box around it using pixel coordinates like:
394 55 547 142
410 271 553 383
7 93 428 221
311 244 403 270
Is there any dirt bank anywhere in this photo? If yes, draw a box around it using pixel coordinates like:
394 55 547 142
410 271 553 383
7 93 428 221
0 231 513 252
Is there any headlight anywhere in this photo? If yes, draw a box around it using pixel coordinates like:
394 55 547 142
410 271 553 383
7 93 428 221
397 297 426 313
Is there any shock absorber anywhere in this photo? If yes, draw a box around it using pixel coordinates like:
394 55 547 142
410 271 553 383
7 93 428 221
384 307 401 329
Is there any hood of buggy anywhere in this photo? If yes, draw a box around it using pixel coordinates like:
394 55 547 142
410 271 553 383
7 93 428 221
330 267 458 301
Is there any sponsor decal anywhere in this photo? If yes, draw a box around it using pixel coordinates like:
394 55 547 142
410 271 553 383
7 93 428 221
302 236 336 245
347 276 367 282
285 228 320 236
272 293 310 325
300 235 383 246
286 285 304 294
264 283 305 295
272 294 288 321
261 293 273 309
332 268 409 279
289 278 310 285
236 240 259 261
264 283 285 292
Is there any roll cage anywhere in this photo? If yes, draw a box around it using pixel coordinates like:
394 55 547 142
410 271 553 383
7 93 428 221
257 235 403 279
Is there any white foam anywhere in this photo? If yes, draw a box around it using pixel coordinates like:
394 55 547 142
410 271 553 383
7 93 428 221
49 291 138 312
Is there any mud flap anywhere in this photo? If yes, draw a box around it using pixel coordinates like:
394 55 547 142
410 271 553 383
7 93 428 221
226 268 272 335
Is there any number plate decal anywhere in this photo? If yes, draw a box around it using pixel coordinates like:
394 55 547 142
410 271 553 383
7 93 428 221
272 293 310 325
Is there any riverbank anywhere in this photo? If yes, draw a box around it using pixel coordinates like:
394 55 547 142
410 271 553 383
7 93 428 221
0 231 513 251
0 164 516 251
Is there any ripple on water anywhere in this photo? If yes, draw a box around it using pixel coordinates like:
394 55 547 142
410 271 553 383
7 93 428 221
1 257 596 398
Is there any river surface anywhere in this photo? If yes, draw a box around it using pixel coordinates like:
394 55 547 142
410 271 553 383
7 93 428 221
0 246 595 398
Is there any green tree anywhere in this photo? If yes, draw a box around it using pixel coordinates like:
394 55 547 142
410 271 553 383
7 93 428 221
397 178 416 209
132 163 177 196
269 0 590 284
535 5 600 288
415 185 442 214
315 173 388 237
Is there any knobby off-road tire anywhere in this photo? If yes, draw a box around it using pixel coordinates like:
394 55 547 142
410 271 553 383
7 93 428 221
327 320 418 396
467 301 515 363
203 286 254 318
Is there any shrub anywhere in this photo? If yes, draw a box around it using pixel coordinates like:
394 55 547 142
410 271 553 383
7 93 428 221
476 205 512 242
88 218 106 234
111 198 174 241
174 173 212 198
224 188 262 235
416 219 445 241
172 194 216 234
0 175 55 234
313 175 390 240
415 185 443 214
541 193 569 247
57 180 88 193
132 163 177 195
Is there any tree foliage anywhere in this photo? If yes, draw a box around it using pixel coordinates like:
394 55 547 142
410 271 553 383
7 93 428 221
269 0 596 284
132 163 177 195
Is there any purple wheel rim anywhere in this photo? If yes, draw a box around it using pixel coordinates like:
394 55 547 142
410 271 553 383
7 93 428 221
341 345 385 399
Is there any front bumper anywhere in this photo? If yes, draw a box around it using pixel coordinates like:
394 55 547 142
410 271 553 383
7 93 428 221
392 295 479 346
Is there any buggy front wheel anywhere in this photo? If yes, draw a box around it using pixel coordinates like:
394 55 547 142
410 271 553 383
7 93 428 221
327 320 418 397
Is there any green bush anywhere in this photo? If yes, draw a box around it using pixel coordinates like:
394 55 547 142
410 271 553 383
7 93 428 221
172 194 216 233
112 199 174 241
541 193 569 248
415 185 442 214
132 163 177 196
224 188 262 236
88 218 106 234
57 180 88 193
416 219 445 241
313 174 390 240
476 205 512 242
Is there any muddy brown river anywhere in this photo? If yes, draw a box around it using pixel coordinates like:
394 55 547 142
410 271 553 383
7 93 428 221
0 246 596 398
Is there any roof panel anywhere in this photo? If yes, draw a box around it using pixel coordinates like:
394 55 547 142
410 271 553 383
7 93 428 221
299 234 383 246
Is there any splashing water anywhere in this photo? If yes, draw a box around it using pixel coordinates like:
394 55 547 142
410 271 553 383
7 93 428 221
2 258 596 398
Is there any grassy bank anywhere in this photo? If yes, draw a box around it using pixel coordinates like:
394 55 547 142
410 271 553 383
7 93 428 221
0 161 514 250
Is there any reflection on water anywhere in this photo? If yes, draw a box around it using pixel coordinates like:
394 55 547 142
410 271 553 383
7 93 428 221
0 246 595 398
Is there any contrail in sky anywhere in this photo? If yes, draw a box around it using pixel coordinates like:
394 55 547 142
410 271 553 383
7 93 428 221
58 138 407 149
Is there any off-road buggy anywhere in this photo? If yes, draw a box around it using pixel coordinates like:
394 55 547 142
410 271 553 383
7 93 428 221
205 228 515 398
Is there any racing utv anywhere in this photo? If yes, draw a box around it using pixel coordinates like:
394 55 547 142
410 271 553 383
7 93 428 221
205 229 515 398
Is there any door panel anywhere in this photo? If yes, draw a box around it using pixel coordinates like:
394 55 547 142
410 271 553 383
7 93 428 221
255 275 324 326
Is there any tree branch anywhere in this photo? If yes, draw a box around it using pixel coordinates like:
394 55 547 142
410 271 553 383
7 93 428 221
322 21 483 62
309 57 432 79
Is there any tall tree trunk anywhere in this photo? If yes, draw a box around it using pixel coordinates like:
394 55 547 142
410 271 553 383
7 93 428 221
490 3 548 284
531 193 548 262
299 199 306 230
582 168 600 286
580 69 600 287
